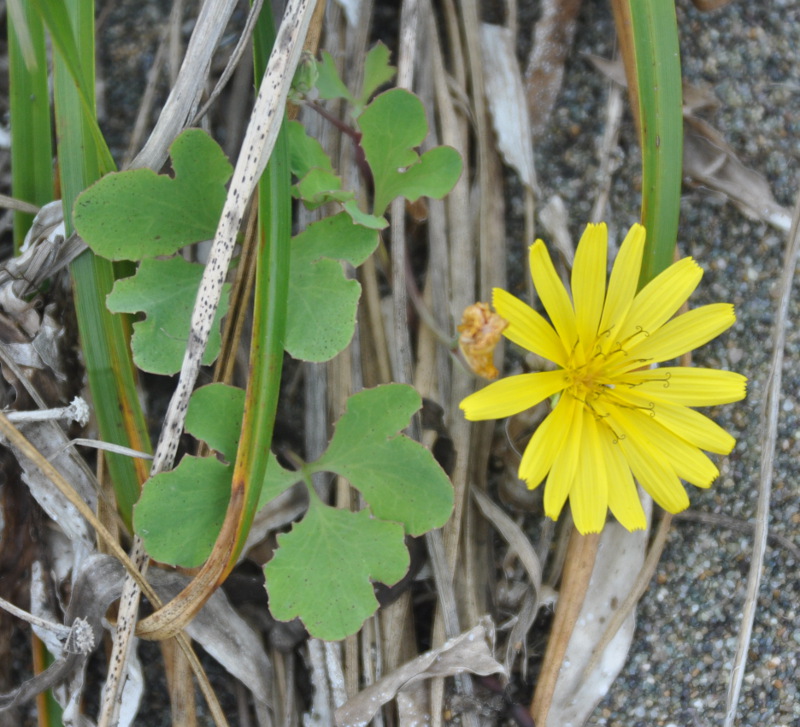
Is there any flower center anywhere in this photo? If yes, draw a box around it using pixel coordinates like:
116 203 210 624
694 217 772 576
565 352 611 403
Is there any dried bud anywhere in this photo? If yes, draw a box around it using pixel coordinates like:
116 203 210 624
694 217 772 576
457 302 508 380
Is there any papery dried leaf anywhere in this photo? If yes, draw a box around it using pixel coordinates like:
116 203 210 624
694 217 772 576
0 555 126 713
545 515 649 727
539 195 574 267
480 23 538 190
0 201 85 298
458 302 508 380
335 619 505 726
471 488 550 674
525 0 583 137
683 115 791 231
9 421 98 553
150 569 272 705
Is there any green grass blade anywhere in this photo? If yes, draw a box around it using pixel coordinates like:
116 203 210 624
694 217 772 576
629 0 683 286
31 0 115 174
8 0 53 251
50 0 151 526
227 2 292 563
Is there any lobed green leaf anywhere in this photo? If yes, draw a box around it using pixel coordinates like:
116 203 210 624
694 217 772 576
185 383 246 462
358 89 463 215
74 129 232 261
285 212 379 362
311 384 454 535
265 502 409 640
106 257 231 375
134 455 231 568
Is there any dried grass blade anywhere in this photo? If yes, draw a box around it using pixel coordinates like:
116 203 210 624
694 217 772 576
471 488 543 599
129 0 240 170
723 183 800 727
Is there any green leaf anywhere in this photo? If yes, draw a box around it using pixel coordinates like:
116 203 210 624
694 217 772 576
314 43 395 116
106 257 231 375
134 455 231 568
342 200 388 230
358 89 463 215
311 384 453 535
74 129 232 261
315 51 353 103
293 168 354 209
265 502 409 640
358 43 396 110
287 119 387 228
286 212 379 361
185 383 245 462
134 384 297 568
287 119 333 177
259 452 303 508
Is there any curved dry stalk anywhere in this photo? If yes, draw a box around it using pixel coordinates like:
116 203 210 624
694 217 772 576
723 184 800 727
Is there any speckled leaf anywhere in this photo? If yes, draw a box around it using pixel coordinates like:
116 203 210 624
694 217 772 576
285 212 379 361
358 89 463 215
265 502 409 640
310 384 453 535
73 129 232 260
106 257 230 375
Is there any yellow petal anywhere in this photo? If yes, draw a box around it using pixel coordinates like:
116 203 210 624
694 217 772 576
519 393 577 488
621 304 736 367
616 257 702 347
460 370 567 421
598 224 645 343
622 367 747 406
597 422 647 531
543 401 584 520
529 240 578 351
572 224 607 353
608 408 691 513
569 409 608 534
615 407 719 488
492 288 567 367
610 387 736 454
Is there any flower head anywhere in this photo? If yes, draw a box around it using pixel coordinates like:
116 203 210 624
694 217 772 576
460 223 746 534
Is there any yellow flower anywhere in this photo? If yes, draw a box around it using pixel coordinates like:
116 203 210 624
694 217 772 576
460 223 747 534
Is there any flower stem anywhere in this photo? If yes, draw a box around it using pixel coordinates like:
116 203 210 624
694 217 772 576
529 528 600 724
